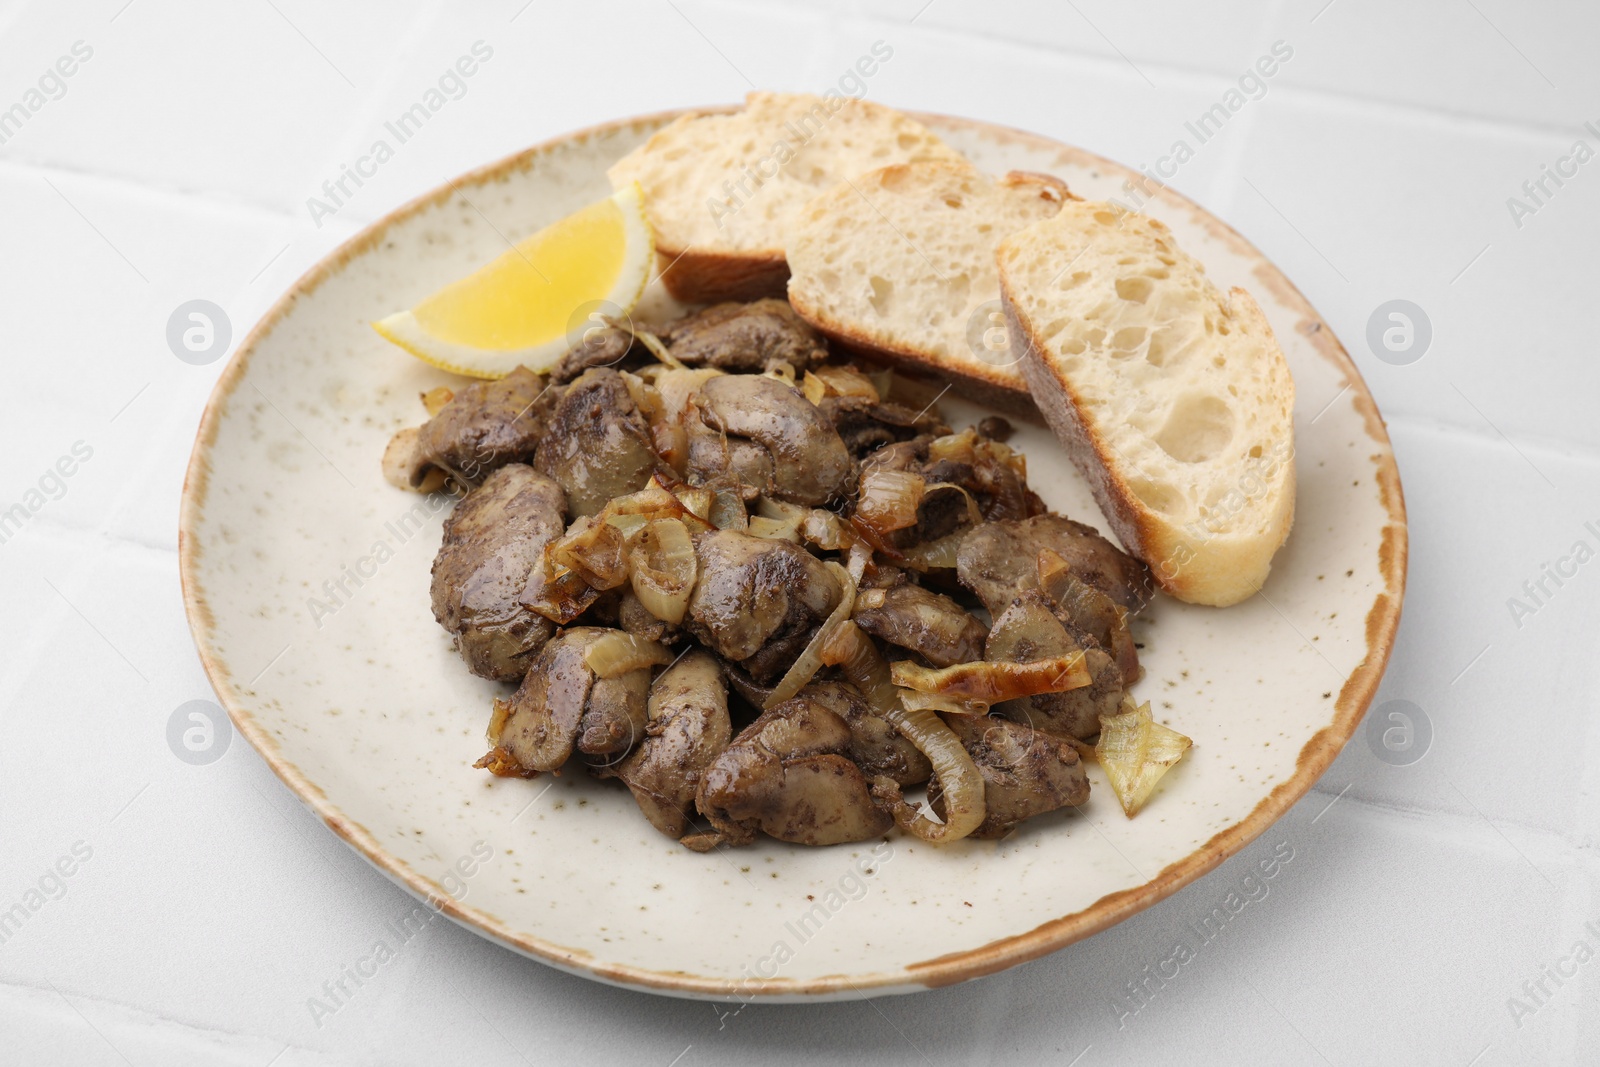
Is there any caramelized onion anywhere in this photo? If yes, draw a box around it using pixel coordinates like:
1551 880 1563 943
420 386 454 417
523 563 601 624
803 509 850 552
672 485 715 521
900 530 964 570
708 487 748 531
855 468 925 534
649 368 722 472
899 690 988 717
870 702 986 843
381 427 431 492
582 631 673 679
802 364 880 405
628 518 697 624
549 516 630 590
750 498 805 543
632 327 686 370
762 360 797 387
820 621 985 842
928 427 1027 481
763 562 857 709
748 515 802 542
890 653 1090 703
1097 699 1192 817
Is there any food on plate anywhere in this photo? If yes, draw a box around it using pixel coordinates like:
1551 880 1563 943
607 91 964 303
478 626 659 774
936 714 1089 839
692 694 894 849
362 94 1313 848
384 296 1170 847
428 464 565 681
382 366 554 492
1095 698 1194 818
786 160 1071 413
373 184 653 378
996 200 1296 606
534 367 664 517
659 298 827 374
609 650 732 839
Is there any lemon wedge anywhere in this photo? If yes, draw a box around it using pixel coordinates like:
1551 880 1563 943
373 183 653 378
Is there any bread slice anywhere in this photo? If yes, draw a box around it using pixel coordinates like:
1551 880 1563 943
996 200 1295 606
785 161 1069 414
608 92 965 304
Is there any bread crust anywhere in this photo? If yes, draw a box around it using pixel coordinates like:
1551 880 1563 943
785 167 1072 418
613 93 963 305
656 245 790 304
1002 280 1294 607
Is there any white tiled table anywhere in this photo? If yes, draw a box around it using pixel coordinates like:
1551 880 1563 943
2 2 1596 1063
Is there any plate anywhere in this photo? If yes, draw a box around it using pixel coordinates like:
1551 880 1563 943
179 109 1406 1001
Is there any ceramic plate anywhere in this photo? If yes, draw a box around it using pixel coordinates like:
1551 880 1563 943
179 109 1406 1001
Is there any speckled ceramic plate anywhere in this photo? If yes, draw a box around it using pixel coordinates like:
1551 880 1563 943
179 109 1406 1001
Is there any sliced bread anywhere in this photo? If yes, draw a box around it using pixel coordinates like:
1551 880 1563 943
608 92 965 304
785 161 1070 414
995 200 1296 606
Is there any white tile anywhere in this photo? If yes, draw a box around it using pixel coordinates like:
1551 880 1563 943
804 22 1247 215
0 0 432 211
1277 0 1589 128
300 0 831 235
0 163 367 552
1299 421 1600 841
1228 93 1600 451
856 0 1293 80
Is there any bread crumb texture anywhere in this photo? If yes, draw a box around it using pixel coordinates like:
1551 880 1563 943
608 92 964 256
787 161 1067 388
1000 201 1294 538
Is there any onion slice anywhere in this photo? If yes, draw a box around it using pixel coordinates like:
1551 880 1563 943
870 702 986 843
708 487 748 531
628 518 697 625
548 516 630 590
672 485 715 521
522 563 601 624
632 327 686 370
420 386 454 417
899 690 988 717
802 364 880 405
763 562 857 709
1096 698 1192 817
900 529 964 571
820 621 985 843
891 653 1090 703
582 631 673 679
855 468 925 534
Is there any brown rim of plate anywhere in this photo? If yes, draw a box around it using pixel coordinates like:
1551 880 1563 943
179 106 1407 1000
